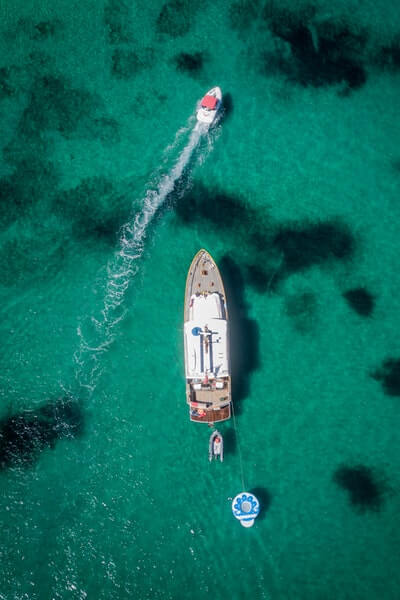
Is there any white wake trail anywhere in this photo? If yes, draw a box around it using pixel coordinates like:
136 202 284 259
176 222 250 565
74 121 209 392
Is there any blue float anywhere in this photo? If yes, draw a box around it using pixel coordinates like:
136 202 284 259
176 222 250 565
232 492 260 528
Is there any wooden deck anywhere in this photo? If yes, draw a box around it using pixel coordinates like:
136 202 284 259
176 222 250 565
190 405 231 423
184 250 227 322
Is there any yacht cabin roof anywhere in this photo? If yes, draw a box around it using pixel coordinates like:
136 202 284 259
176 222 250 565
184 293 229 379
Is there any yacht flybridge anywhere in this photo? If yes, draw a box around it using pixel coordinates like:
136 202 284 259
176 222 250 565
196 87 222 126
183 250 231 424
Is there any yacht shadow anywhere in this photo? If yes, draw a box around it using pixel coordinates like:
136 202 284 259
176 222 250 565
249 486 272 521
219 255 260 414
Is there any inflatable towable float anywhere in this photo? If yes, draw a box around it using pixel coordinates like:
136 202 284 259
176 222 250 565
232 492 260 528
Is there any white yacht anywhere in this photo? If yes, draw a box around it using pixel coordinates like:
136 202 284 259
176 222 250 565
183 249 231 424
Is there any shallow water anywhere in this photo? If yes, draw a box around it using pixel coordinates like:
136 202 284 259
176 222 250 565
1 1 400 598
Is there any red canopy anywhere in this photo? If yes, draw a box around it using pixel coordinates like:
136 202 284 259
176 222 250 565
201 95 217 109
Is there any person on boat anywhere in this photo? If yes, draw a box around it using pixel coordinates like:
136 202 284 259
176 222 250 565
213 435 222 457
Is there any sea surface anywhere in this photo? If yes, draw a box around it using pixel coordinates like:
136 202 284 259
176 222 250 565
1 1 400 598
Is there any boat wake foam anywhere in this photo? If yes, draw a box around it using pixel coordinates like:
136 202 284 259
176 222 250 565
74 119 215 394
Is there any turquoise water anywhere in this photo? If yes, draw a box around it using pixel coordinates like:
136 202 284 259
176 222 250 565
1 1 400 598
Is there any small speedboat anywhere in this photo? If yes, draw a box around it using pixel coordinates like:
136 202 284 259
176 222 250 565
196 87 222 126
209 430 223 461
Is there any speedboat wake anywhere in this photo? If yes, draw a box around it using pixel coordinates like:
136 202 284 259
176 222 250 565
74 102 220 394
